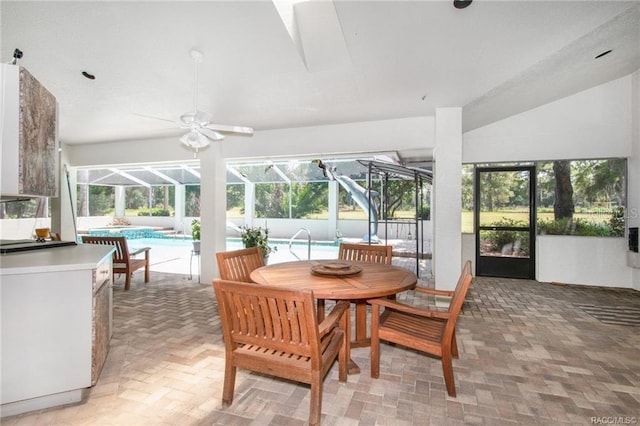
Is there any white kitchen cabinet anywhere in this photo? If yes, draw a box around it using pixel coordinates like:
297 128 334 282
0 245 114 417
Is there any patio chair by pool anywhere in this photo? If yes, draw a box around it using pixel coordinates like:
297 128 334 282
81 236 150 291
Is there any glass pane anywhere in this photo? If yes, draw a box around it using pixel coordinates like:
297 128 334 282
536 159 626 237
478 170 530 227
461 165 474 233
479 229 530 258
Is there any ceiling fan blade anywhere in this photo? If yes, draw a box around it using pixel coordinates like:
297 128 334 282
199 127 225 141
132 113 177 124
206 123 254 135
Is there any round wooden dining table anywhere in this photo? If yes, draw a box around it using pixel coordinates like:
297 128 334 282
250 259 417 374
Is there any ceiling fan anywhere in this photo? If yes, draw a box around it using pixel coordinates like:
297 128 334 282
159 49 253 156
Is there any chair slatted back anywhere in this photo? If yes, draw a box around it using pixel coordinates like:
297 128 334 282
442 260 473 344
338 243 392 264
213 279 320 360
216 247 264 282
81 236 130 264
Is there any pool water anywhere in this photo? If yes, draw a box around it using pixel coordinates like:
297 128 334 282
123 237 339 275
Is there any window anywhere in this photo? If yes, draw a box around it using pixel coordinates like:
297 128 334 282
77 185 114 216
226 184 243 218
537 158 625 237
461 158 626 237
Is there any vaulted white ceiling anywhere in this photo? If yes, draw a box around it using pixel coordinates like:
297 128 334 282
1 1 638 145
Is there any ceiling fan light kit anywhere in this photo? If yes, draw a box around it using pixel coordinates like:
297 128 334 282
180 130 210 151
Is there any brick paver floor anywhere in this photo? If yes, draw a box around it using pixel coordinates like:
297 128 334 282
3 272 639 425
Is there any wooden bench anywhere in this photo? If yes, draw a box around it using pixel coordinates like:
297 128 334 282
81 236 150 291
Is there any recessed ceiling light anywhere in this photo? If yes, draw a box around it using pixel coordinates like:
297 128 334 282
82 71 96 80
453 0 472 9
595 50 613 59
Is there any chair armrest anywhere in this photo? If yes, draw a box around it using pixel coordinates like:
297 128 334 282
368 298 450 320
131 247 151 257
318 300 349 338
414 287 455 297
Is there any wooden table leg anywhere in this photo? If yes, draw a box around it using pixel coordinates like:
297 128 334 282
350 301 371 349
340 301 360 375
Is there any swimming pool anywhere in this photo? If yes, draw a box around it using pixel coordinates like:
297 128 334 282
117 237 340 275
134 237 338 257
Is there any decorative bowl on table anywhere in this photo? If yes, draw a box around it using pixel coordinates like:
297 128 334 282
311 261 363 277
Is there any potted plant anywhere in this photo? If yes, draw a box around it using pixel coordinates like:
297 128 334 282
191 219 201 253
240 225 277 262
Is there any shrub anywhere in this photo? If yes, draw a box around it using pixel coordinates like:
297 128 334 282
537 217 612 237
137 208 171 217
483 218 530 256
240 225 277 257
418 205 430 220
191 219 200 240
608 207 625 237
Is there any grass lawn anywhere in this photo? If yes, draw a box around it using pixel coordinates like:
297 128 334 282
228 206 613 234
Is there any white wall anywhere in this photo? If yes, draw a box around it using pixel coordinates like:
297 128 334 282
537 236 631 287
464 75 632 163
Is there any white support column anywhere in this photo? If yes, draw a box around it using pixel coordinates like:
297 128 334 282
174 185 185 234
114 186 125 218
244 182 255 227
328 180 338 241
200 144 226 284
433 107 463 291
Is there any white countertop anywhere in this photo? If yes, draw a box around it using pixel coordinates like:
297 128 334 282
0 244 114 275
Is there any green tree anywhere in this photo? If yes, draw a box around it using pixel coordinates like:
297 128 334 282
125 187 147 210
186 185 200 216
226 184 244 211
383 179 415 219
461 166 474 211
292 182 327 218
573 159 625 206
536 163 555 208
553 160 574 219
88 186 114 216
256 183 287 218
509 170 530 206
479 172 512 211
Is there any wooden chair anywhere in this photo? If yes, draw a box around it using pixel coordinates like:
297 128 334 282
368 260 473 397
215 246 264 282
81 236 150 291
318 243 392 344
338 243 392 264
213 279 349 426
